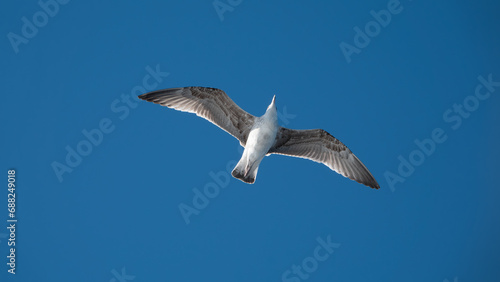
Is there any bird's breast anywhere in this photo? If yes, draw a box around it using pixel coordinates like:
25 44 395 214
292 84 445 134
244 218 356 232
245 118 279 157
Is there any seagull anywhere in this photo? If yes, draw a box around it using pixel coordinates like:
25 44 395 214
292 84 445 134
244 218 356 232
138 87 380 189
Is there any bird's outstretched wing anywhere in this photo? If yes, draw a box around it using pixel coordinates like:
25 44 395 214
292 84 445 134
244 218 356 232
268 127 379 188
138 87 256 146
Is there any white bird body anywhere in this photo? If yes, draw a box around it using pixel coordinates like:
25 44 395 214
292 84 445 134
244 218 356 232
232 96 278 183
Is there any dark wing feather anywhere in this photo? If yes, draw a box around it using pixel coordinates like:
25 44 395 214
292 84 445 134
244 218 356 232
268 127 379 189
138 87 255 145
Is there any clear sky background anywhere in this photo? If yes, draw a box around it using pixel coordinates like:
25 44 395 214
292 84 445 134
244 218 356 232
1 1 499 281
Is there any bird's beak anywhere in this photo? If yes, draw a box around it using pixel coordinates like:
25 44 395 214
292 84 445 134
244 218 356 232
272 95 276 104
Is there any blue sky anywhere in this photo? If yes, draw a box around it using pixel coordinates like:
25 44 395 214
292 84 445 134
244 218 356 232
1 0 499 281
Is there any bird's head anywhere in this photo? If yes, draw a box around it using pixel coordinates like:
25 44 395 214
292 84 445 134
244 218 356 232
267 95 276 112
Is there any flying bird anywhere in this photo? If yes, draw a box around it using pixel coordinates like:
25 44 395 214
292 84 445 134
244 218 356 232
138 87 379 189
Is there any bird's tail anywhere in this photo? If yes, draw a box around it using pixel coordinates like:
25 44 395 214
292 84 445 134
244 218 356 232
232 158 260 184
